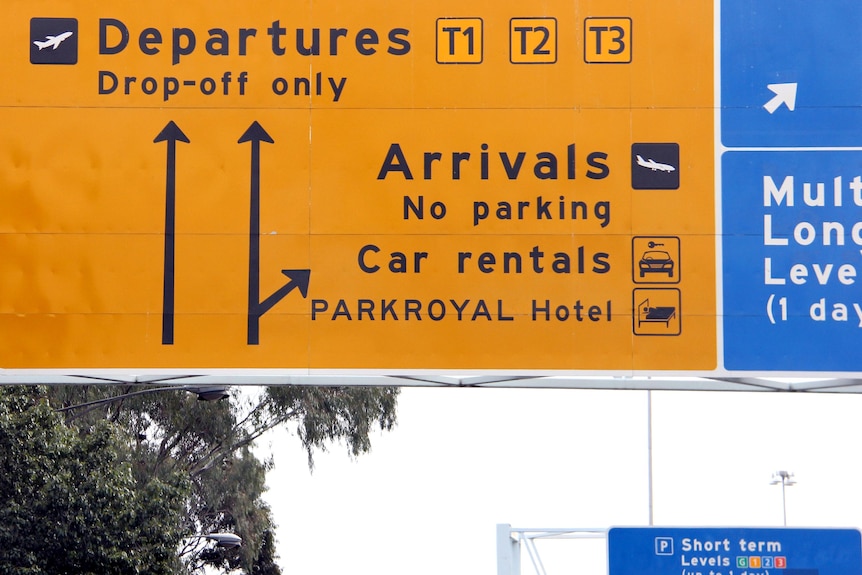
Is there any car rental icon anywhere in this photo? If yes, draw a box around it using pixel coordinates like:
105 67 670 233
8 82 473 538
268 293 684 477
639 250 674 278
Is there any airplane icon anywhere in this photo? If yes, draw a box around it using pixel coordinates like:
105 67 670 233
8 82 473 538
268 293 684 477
636 155 676 172
33 31 73 50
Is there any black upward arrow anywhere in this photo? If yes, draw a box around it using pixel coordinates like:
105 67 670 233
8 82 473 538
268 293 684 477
239 121 311 345
153 121 190 345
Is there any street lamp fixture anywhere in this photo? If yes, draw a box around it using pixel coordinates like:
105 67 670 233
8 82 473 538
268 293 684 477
191 386 232 401
183 532 243 566
204 532 243 548
769 470 796 526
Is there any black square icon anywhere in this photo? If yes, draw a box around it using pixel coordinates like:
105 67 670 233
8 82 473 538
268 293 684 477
30 18 78 65
631 143 680 190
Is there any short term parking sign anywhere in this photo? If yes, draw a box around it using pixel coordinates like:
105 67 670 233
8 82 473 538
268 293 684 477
609 528 862 575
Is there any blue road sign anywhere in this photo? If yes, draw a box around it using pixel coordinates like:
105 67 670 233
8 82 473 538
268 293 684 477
719 0 862 372
721 0 862 148
721 150 862 371
609 528 862 575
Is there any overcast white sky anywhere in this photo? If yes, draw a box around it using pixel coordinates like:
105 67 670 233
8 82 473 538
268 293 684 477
256 387 862 575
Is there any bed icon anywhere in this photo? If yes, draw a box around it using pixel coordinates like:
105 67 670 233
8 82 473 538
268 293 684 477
633 288 681 336
638 299 675 326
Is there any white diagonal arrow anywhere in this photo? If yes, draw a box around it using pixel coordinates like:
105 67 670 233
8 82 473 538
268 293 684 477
764 83 798 114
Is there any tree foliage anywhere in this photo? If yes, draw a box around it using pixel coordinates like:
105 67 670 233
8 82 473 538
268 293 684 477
0 384 399 574
0 385 189 574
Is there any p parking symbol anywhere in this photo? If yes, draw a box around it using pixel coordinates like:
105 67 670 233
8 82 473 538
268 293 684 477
655 537 674 556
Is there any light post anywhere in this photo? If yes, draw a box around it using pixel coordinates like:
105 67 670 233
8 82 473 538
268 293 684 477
56 385 230 419
55 386 240 567
770 470 796 526
647 390 654 525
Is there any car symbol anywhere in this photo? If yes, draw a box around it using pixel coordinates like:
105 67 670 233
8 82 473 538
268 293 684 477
639 250 674 278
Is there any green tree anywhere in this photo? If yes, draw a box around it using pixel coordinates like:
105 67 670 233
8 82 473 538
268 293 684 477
40 384 399 574
0 385 190 575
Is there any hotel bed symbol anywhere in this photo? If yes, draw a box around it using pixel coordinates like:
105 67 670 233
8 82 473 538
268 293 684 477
633 288 681 336
633 236 680 284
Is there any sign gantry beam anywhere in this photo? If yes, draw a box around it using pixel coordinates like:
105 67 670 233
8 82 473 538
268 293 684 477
2 373 861 393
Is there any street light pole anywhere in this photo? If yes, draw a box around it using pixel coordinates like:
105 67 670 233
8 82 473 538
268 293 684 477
647 390 654 526
770 470 796 526
54 385 231 424
56 385 230 419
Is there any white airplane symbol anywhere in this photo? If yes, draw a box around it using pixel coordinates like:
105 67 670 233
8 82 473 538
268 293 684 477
33 31 73 50
636 155 676 172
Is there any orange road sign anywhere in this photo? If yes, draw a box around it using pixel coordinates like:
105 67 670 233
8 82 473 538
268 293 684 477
1 1 714 371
